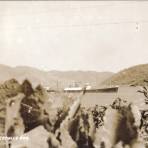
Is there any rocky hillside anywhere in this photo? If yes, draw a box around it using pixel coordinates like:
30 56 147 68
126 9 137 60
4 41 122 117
103 64 148 86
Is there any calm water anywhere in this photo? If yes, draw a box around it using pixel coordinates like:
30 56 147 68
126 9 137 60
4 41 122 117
49 86 147 109
82 86 146 109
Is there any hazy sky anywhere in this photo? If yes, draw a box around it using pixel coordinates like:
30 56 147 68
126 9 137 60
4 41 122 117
0 1 148 72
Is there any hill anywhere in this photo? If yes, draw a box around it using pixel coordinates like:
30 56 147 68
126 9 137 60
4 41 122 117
49 70 113 88
0 65 113 88
103 64 148 86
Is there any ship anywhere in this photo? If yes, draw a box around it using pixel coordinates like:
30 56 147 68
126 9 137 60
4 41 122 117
63 85 119 93
46 82 119 93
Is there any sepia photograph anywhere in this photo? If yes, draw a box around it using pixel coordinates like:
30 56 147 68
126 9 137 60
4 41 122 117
0 1 148 148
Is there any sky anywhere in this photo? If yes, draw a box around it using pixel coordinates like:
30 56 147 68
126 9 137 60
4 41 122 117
0 1 148 72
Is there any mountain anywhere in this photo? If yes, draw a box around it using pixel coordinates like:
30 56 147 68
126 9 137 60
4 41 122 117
103 64 148 86
0 64 113 88
48 70 113 88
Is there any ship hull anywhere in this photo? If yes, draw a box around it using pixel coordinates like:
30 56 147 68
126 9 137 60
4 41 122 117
64 87 118 93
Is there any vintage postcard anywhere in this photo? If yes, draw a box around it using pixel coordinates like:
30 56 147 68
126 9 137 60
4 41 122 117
0 1 148 148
